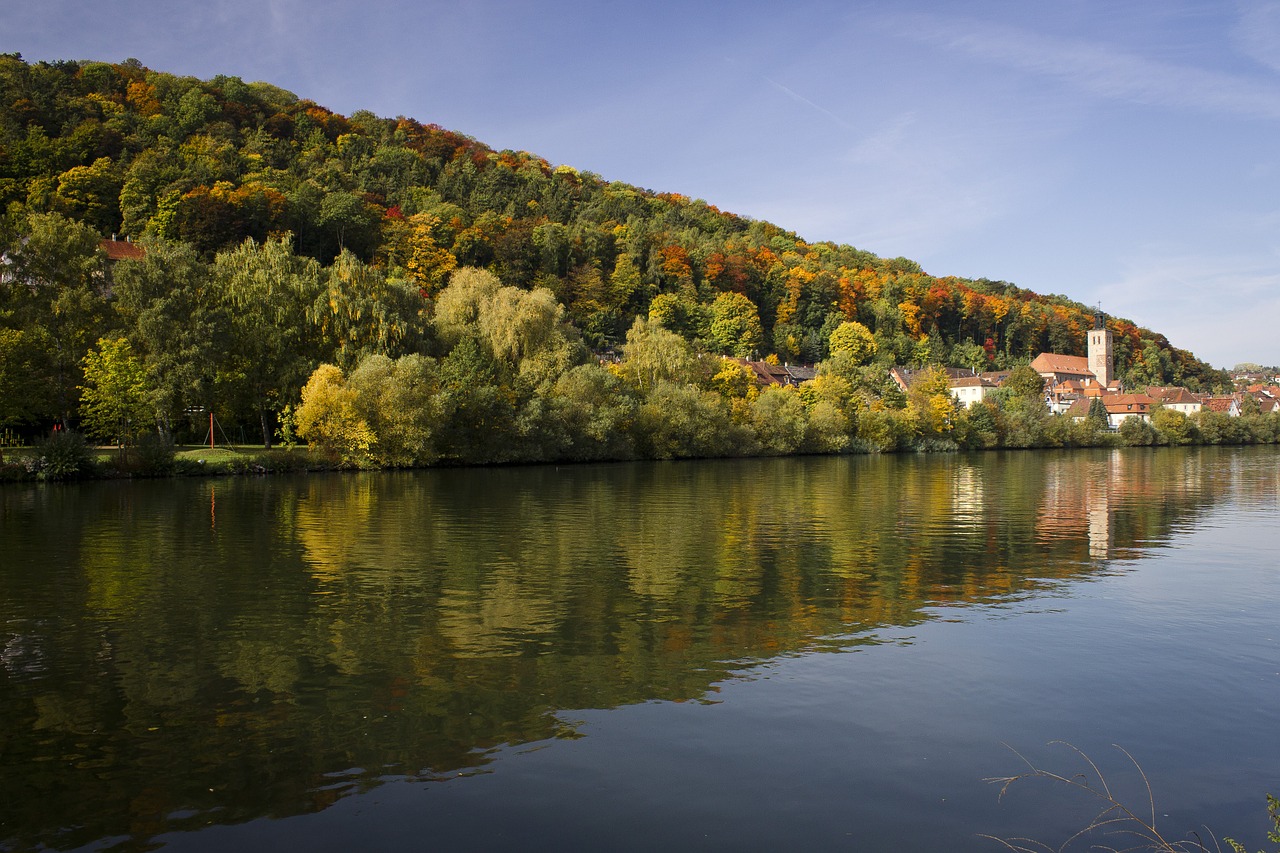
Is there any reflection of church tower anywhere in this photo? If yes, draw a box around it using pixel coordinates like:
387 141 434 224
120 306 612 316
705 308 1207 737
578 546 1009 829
1088 310 1113 387
1085 450 1120 560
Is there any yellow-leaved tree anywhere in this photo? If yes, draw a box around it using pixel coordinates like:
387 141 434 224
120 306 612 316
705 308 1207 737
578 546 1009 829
294 364 374 467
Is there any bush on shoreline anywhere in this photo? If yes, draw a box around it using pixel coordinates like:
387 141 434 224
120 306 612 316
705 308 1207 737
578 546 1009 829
3 402 1278 485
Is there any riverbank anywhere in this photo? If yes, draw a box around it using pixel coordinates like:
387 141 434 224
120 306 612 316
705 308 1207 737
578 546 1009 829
3 415 1280 484
0 440 329 483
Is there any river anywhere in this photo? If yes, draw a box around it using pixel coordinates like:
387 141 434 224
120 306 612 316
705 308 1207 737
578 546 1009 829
1 447 1277 851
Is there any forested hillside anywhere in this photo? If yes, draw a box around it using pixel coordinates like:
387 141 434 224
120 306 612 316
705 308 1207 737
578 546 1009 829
0 55 1237 464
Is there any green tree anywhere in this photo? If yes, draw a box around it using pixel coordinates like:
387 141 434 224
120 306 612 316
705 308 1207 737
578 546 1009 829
434 335 519 463
996 364 1050 448
962 400 1002 449
633 381 748 459
1000 364 1046 401
951 339 987 372
111 240 226 436
433 266 578 388
547 363 638 461
906 365 959 442
857 406 917 452
707 291 764 358
316 190 380 260
607 253 645 316
648 291 704 341
711 358 757 401
1150 406 1192 445
1118 415 1158 446
311 250 426 368
478 285 571 371
618 316 700 392
2 212 111 427
79 337 153 447
0 327 51 429
347 353 442 466
1087 395 1110 429
1192 409 1242 445
432 266 502 349
213 235 324 447
54 157 123 235
751 386 807 454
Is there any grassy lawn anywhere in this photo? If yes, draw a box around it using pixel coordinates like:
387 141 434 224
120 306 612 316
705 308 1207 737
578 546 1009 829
174 445 261 464
3 442 325 479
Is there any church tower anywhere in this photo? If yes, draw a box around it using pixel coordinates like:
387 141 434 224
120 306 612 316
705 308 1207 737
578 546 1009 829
1087 310 1113 388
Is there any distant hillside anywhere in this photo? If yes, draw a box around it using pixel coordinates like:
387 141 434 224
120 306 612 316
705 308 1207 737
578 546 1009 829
0 54 1224 391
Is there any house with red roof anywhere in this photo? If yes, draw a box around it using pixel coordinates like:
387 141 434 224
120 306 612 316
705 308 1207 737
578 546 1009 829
1101 393 1157 428
1201 396 1242 417
1146 386 1202 415
1030 352 1094 386
100 236 146 262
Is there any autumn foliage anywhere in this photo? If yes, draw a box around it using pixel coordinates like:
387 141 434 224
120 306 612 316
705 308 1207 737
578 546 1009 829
0 55 1234 461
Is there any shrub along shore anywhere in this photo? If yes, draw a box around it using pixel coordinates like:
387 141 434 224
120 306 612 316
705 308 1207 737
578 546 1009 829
3 385 1278 485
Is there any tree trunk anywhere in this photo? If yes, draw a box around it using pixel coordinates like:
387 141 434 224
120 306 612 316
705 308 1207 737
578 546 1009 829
260 409 273 450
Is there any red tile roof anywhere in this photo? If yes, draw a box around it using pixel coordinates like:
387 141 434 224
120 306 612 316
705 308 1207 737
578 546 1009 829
100 238 145 262
1202 397 1237 413
1102 394 1156 414
1031 352 1092 376
1148 387 1200 405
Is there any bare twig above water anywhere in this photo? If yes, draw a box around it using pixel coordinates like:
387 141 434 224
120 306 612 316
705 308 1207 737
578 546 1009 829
981 741 1232 853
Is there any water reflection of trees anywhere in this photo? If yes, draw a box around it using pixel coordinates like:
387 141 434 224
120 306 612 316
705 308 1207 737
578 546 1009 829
0 447 1256 851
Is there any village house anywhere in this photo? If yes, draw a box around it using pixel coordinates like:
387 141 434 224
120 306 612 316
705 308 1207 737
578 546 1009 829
1101 393 1158 428
890 366 984 395
730 359 813 389
783 365 817 385
1201 395 1242 417
1046 378 1091 415
949 375 1000 409
100 235 145 263
1231 370 1280 387
1147 386 1202 415
1063 397 1094 422
1063 394 1158 429
99 236 145 289
1196 390 1280 417
1239 387 1280 414
1030 352 1096 387
1257 396 1280 415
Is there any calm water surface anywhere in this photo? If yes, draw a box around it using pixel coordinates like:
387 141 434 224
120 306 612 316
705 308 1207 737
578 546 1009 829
1 448 1278 851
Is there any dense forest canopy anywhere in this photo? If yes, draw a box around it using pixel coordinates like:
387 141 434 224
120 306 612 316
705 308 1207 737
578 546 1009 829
0 54 1238 462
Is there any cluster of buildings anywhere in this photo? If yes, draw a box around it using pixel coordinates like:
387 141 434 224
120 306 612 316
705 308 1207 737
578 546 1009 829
724 314 1278 430
926 316 1280 428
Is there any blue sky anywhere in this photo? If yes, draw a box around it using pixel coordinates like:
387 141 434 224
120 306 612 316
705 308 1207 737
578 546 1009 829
6 0 1280 368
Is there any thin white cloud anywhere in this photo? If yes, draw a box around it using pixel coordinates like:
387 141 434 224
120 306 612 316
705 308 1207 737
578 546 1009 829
887 12 1280 121
762 75 854 130
1103 250 1280 366
1234 0 1280 73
